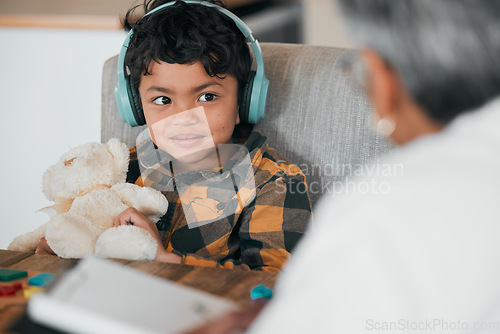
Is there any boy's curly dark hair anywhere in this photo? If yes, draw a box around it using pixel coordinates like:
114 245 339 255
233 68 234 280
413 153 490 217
123 0 252 104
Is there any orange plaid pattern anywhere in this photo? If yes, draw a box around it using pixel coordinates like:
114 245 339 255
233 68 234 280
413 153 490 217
127 130 312 272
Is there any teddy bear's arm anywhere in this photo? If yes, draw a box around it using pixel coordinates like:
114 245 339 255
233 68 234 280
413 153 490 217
110 183 169 220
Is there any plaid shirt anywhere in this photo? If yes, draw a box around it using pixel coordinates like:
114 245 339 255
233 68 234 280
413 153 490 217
127 129 312 272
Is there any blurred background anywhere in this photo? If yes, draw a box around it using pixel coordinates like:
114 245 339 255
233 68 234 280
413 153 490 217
0 0 351 249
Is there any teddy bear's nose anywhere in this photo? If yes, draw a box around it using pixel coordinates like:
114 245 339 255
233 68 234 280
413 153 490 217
64 157 76 166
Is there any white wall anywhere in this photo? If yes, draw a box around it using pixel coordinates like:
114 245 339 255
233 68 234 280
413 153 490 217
0 27 126 249
302 0 352 48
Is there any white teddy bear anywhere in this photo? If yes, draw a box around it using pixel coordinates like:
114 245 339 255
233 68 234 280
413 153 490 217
8 138 168 260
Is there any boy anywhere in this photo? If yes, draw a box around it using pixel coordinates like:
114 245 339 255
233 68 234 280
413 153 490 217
113 0 312 272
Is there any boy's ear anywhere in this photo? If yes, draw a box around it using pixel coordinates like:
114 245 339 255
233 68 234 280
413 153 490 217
236 110 240 125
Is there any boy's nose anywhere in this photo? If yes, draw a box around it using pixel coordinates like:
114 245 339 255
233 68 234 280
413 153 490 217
171 107 200 126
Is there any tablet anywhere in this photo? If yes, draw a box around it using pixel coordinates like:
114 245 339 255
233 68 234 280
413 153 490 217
27 256 236 334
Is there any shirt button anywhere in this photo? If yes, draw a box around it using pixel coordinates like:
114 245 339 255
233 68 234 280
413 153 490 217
216 202 225 210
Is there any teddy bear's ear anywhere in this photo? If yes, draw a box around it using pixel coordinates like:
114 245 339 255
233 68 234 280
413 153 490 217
106 138 130 181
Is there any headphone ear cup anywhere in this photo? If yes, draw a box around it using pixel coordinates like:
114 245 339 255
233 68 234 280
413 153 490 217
239 71 256 124
126 79 146 126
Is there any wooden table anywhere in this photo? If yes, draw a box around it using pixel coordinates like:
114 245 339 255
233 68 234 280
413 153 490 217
0 249 278 333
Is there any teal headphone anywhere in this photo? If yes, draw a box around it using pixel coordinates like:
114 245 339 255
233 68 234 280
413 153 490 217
115 0 269 127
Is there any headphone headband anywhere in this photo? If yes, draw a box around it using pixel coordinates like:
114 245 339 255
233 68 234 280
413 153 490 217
115 0 268 126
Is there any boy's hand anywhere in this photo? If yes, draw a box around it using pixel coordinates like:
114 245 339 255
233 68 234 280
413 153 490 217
35 237 56 255
114 208 181 264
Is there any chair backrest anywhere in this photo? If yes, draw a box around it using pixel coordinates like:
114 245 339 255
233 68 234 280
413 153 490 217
101 42 393 207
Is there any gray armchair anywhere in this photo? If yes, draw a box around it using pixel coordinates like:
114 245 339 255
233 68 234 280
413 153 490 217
101 43 393 207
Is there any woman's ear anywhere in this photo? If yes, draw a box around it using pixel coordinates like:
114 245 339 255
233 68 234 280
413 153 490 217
361 48 444 145
360 48 404 120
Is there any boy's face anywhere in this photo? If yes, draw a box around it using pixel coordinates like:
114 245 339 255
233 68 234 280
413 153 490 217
138 60 240 170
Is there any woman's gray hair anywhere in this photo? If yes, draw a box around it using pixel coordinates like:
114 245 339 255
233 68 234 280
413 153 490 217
337 0 500 123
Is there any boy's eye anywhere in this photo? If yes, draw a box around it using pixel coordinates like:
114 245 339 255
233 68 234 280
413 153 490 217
153 96 171 105
199 93 217 102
